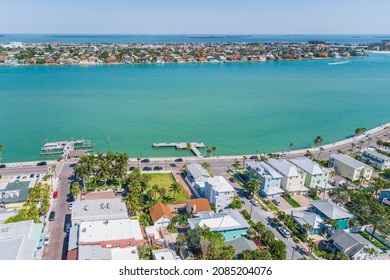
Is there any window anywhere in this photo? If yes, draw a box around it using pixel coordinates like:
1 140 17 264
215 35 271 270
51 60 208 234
115 243 120 248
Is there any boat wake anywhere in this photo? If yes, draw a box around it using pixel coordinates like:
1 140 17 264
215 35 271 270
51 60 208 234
328 61 350 65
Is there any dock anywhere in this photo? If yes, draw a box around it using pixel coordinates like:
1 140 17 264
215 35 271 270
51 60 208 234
40 139 94 158
153 142 205 157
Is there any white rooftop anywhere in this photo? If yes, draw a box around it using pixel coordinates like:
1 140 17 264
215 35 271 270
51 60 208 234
78 219 143 243
78 245 139 260
246 161 283 179
330 154 371 170
187 163 210 180
268 159 305 177
152 249 179 260
290 157 328 175
188 209 249 231
311 200 354 220
362 149 390 161
72 198 128 221
292 210 324 229
205 176 235 193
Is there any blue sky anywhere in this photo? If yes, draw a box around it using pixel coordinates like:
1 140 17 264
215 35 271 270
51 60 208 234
1 0 389 34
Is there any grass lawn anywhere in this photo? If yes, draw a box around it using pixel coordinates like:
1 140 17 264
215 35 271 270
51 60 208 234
358 231 390 252
146 173 188 202
284 197 301 208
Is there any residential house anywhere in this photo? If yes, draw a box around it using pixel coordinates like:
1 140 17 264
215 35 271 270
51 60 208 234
360 149 390 171
290 157 331 192
0 179 36 206
310 200 354 230
152 249 181 260
379 189 390 206
149 202 173 228
326 230 380 260
203 176 235 212
185 163 211 185
267 159 308 195
291 210 324 235
329 154 373 181
246 161 284 198
71 198 128 226
0 220 43 260
227 237 258 259
188 209 250 242
169 198 211 214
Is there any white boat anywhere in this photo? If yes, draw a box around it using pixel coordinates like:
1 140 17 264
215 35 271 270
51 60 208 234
328 61 350 65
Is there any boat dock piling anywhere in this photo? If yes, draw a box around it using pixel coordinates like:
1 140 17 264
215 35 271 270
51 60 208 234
153 142 205 157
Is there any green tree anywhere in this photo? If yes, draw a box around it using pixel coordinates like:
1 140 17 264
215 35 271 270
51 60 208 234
314 135 324 147
201 161 210 170
307 237 317 253
247 178 262 196
229 196 243 209
212 146 217 156
242 156 247 168
169 182 182 200
231 159 241 171
0 144 3 162
363 247 378 259
71 182 80 198
369 214 387 239
317 147 325 159
123 193 140 214
186 143 192 159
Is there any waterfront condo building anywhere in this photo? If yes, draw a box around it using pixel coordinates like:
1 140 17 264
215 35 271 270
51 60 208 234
203 176 235 212
289 157 331 191
360 149 390 171
329 154 373 181
246 161 284 198
267 159 309 195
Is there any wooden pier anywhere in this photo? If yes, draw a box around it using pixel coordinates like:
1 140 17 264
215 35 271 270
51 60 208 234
153 142 205 157
40 139 94 159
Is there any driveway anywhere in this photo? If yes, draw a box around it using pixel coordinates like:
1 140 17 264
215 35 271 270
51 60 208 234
293 194 312 207
272 197 292 211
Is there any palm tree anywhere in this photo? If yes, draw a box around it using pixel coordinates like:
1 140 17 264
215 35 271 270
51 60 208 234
169 182 182 199
359 140 364 151
123 193 140 214
0 144 3 162
350 143 356 152
302 224 313 235
247 178 262 196
201 162 210 170
137 157 141 169
323 217 338 230
363 247 378 259
366 137 372 148
369 214 386 240
186 142 192 160
158 187 167 199
307 237 317 254
329 186 348 203
212 146 217 156
242 156 247 168
288 142 293 158
206 149 212 157
231 159 241 171
313 136 324 147
317 147 324 160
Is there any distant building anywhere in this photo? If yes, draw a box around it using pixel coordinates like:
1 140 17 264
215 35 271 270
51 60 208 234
149 202 172 228
152 249 181 260
78 219 145 249
246 161 284 198
71 198 128 226
329 154 373 181
310 200 354 230
379 189 390 206
0 179 35 206
188 209 249 242
0 220 43 260
326 230 380 260
360 150 390 171
268 159 308 195
290 157 330 191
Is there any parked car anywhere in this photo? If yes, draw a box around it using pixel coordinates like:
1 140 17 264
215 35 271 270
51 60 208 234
175 158 183 162
128 166 135 171
228 177 236 183
68 202 73 210
9 163 20 168
141 159 150 163
37 161 47 166
143 166 152 171
30 173 35 178
53 191 58 198
250 199 259 206
170 163 177 167
48 211 55 221
0 164 6 169
277 226 291 238
153 166 163 170
272 199 281 206
43 235 50 245
249 155 259 160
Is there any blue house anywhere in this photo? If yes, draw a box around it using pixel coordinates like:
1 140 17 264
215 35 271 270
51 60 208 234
187 209 250 242
379 188 390 206
310 200 354 230
246 161 284 198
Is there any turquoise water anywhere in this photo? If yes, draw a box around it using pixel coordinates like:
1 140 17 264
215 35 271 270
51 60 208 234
1 54 390 162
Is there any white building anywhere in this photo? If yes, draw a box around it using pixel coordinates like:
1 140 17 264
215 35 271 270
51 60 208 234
203 176 236 212
360 149 390 171
71 198 128 226
152 249 181 260
290 157 331 191
329 154 373 181
268 159 309 195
